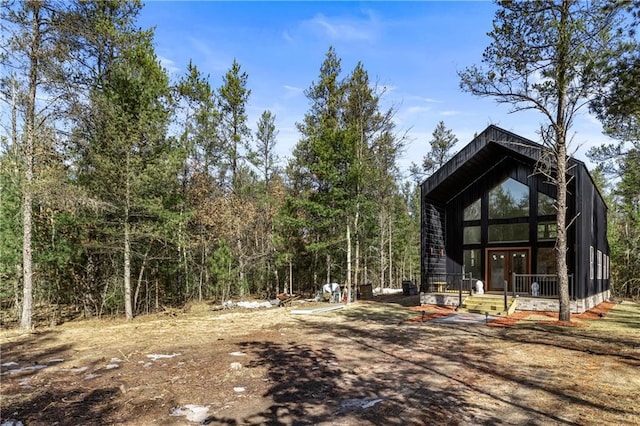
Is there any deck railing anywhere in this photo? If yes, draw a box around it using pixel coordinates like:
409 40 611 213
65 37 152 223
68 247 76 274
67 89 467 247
511 273 575 298
424 272 475 307
424 273 474 294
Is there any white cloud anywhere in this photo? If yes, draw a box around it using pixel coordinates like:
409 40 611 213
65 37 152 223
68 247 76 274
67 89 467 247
440 110 460 116
298 10 381 43
283 85 304 98
406 105 432 114
403 95 440 104
282 30 294 44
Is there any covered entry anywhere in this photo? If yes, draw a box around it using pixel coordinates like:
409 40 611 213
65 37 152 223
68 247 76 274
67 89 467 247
487 248 530 292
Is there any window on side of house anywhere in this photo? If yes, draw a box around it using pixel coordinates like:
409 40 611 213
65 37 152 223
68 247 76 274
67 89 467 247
589 246 594 280
597 249 603 280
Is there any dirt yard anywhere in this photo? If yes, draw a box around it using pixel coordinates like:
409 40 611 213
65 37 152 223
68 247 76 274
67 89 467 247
1 296 639 425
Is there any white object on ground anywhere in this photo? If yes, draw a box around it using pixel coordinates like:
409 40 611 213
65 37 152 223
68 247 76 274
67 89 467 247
146 353 181 361
373 287 403 295
1 364 48 376
291 304 345 315
170 404 210 423
322 283 340 293
340 397 384 411
1 419 25 426
236 301 272 309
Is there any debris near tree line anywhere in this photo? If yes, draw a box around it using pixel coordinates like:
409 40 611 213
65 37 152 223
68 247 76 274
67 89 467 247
210 294 307 311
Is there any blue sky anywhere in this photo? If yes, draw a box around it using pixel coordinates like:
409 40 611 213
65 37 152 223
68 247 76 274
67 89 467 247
139 1 613 178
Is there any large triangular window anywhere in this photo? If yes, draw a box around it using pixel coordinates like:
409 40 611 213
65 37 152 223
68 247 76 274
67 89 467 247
488 178 529 219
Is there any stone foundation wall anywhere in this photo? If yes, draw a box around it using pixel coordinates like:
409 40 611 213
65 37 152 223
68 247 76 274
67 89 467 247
420 292 465 307
515 290 610 314
421 290 611 314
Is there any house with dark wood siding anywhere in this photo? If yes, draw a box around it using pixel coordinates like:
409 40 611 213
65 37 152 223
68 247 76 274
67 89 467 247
420 125 610 313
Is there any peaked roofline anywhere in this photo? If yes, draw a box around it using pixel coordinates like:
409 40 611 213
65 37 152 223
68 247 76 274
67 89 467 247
420 125 598 205
421 125 543 193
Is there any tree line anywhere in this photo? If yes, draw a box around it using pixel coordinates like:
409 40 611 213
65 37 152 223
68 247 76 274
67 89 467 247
0 1 421 327
1 0 638 328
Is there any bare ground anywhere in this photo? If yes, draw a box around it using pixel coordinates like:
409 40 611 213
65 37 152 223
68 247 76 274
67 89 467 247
1 296 639 425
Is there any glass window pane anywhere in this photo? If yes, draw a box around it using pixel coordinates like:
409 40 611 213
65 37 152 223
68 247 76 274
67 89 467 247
464 249 481 280
488 223 529 242
597 250 603 279
489 178 529 219
537 222 557 240
537 248 556 274
463 226 481 244
538 192 556 215
464 198 481 221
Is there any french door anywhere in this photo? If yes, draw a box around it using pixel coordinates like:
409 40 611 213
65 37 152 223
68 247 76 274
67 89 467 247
487 248 530 292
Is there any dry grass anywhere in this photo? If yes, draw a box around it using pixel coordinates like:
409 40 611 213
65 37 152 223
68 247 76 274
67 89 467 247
1 298 639 425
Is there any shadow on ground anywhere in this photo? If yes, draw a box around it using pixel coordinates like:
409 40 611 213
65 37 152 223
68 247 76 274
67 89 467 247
225 299 640 425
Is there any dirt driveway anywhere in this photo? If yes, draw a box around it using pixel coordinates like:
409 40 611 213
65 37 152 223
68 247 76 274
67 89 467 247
1 296 639 425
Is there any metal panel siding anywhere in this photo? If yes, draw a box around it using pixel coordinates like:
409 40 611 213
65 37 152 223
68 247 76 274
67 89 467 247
573 162 610 299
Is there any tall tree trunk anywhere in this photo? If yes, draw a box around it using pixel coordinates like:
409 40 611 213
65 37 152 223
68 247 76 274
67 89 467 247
326 253 331 284
237 238 244 298
556 138 570 321
379 213 385 289
124 154 133 320
133 248 149 312
155 276 159 311
346 222 352 303
199 240 206 301
354 210 360 290
555 0 571 322
388 216 393 288
289 260 293 295
20 4 42 330
10 80 21 318
124 220 133 319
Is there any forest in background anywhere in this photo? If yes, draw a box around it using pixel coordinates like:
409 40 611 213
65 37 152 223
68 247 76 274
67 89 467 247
1 1 638 327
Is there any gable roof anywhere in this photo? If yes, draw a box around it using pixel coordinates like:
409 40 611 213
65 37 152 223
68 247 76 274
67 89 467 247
421 125 543 203
421 125 586 204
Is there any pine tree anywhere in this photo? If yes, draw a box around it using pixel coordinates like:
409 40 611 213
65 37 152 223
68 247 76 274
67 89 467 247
290 46 348 288
410 121 458 182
